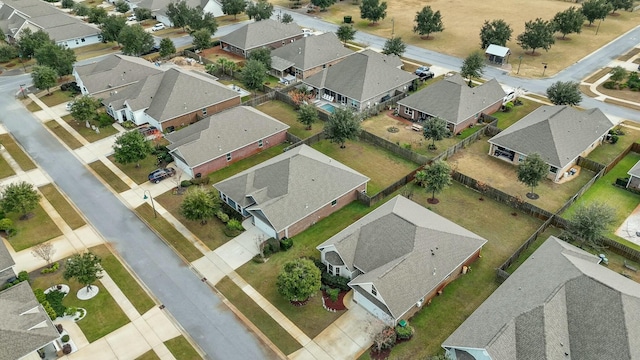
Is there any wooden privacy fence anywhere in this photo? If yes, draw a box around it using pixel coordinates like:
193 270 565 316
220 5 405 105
241 92 274 107
283 131 324 152
357 168 423 206
358 131 430 165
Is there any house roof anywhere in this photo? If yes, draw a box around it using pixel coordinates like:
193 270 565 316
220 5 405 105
302 49 415 103
443 236 640 360
166 106 289 167
0 282 60 360
489 106 614 169
74 54 163 95
219 19 302 51
270 32 353 71
137 0 207 12
317 195 487 320
485 44 510 57
628 160 640 178
398 74 506 125
214 144 369 233
0 238 14 272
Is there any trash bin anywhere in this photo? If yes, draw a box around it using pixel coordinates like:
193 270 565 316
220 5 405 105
344 16 352 23
398 319 407 327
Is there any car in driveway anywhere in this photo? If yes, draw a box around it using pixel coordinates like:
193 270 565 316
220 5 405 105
151 23 165 31
415 66 434 79
148 167 176 183
65 101 74 111
302 28 313 37
127 15 137 21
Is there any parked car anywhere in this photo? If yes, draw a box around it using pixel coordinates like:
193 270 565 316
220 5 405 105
127 15 137 21
302 28 313 37
151 23 165 31
66 101 74 111
415 66 434 79
148 167 176 183
503 90 516 104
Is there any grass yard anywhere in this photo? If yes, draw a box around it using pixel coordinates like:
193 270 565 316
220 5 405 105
492 98 543 129
597 83 640 104
237 201 378 338
0 134 36 171
90 244 156 314
62 114 119 143
155 191 229 251
88 161 131 193
39 184 85 230
311 139 420 194
74 42 119 61
584 67 613 84
449 139 595 213
5 204 62 251
0 154 15 179
45 121 84 149
38 90 75 107
207 144 287 184
216 276 302 355
604 98 640 111
164 336 202 360
135 203 203 262
107 153 159 185
586 124 640 165
29 265 129 343
505 226 564 274
256 101 325 139
25 101 41 112
135 350 160 360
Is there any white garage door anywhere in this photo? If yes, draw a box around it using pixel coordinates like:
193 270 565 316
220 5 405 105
253 215 277 239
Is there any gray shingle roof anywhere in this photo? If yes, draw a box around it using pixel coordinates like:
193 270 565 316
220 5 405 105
489 106 614 169
214 144 369 233
74 54 163 95
270 32 353 71
1 282 60 360
219 19 302 51
628 160 640 178
443 236 640 360
166 106 289 167
317 195 487 320
302 49 416 103
0 238 14 272
398 74 506 125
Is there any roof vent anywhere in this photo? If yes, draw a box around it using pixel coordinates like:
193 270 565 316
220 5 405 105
431 249 435 256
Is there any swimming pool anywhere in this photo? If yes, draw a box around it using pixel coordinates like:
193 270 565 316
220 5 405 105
320 103 337 113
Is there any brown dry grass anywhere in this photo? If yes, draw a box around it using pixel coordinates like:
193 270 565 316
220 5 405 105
596 83 640 103
584 67 613 84
605 98 640 111
580 84 599 98
618 47 640 61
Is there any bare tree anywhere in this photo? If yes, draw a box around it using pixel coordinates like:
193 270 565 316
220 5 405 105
31 242 56 266
172 168 183 194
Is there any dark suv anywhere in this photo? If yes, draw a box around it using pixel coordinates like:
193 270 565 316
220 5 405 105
148 167 176 183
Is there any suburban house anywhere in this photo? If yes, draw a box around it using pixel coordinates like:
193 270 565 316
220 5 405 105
214 145 369 240
166 106 289 178
316 195 487 325
1 282 61 360
443 236 640 360
0 239 15 284
627 160 640 190
302 49 417 111
397 74 505 134
136 0 224 26
219 19 304 58
0 0 101 49
488 105 614 182
270 32 353 81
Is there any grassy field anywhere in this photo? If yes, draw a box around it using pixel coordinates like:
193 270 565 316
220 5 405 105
45 121 84 149
88 161 131 193
39 90 75 107
492 98 543 129
39 184 86 230
135 350 161 360
164 336 202 360
135 203 203 262
256 101 325 139
0 153 15 179
0 134 36 171
5 204 62 251
586 125 640 165
216 276 302 355
311 139 420 194
108 153 160 185
90 245 156 315
62 114 119 143
207 144 287 184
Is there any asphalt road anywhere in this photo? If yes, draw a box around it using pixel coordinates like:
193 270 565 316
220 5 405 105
0 75 276 360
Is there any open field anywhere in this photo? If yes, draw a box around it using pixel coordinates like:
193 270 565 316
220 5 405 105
39 184 86 230
256 101 325 139
45 121 84 149
5 204 62 251
0 133 36 171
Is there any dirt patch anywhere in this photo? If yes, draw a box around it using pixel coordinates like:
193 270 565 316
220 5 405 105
199 46 245 64
584 67 613 84
166 56 207 72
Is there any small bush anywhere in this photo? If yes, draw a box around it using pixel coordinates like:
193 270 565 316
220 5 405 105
41 261 60 274
62 344 72 355
280 237 293 251
17 271 29 283
180 180 193 188
502 101 514 112
56 324 64 334
227 218 244 231
327 287 340 302
266 237 280 253
262 243 272 257
45 290 67 318
212 40 221 47
395 324 415 340
61 0 75 8
0 44 18 63
33 288 46 303
64 307 77 317
61 334 70 342
252 254 266 263
312 257 326 272
321 272 350 291
44 301 57 320
602 80 617 90
96 113 113 128
0 218 14 231
610 134 619 144
215 210 229 223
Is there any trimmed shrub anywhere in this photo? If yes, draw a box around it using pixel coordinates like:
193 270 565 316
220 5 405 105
0 218 15 232
96 113 113 128
43 301 57 320
45 290 67 318
395 324 415 340
602 80 617 90
33 288 46 303
64 306 77 317
0 45 18 63
280 237 293 251
327 287 340 302
41 261 60 274
502 101 514 112
17 271 29 283
62 344 72 355
266 237 280 253
56 324 64 334
180 180 193 188
227 218 244 231
61 0 75 8
373 326 397 352
610 134 619 144
321 272 350 291
215 210 229 223
312 257 326 272
61 334 70 342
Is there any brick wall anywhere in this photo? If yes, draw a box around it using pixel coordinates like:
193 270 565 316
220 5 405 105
159 97 241 131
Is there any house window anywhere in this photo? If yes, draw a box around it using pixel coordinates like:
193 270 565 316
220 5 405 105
202 108 207 116
331 199 337 207
258 139 263 148
226 153 232 161
335 267 340 276
222 193 227 201
550 166 558 173
475 113 479 119
518 154 525 162
371 285 377 296
236 204 242 212
328 264 333 273
404 108 414 117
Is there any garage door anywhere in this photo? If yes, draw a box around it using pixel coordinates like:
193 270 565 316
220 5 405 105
253 215 277 239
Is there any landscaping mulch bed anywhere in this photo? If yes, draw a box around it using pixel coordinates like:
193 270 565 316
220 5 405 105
321 290 347 311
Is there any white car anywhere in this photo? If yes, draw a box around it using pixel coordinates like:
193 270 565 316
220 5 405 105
302 28 313 37
65 101 74 111
127 15 137 22
151 23 165 31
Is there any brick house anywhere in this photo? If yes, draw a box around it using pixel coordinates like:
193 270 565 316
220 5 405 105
317 195 487 325
166 106 289 178
397 74 506 134
219 19 304 58
214 145 369 240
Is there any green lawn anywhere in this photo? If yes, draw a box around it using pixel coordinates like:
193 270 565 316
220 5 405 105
492 98 543 129
255 101 325 139
5 204 62 251
216 276 302 355
90 245 156 315
25 101 41 112
108 154 160 185
62 114 119 143
39 90 75 107
164 336 202 360
586 124 640 165
134 203 203 262
0 134 36 171
311 139 421 195
88 161 131 193
0 153 16 179
208 144 286 184
29 265 130 343
135 350 160 360
39 184 86 230
45 121 84 150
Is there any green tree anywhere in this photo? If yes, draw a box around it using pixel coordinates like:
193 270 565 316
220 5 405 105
16 28 50 59
118 24 154 56
419 160 451 203
180 187 220 225
134 7 153 21
73 3 90 17
88 7 108 24
63 252 103 291
100 15 127 44
479 19 512 49
216 57 234 76
0 44 18 62
1 181 41 220
325 108 361 148
606 0 633 14
281 13 294 23
31 65 57 95
114 0 130 13
221 0 246 19
159 37 176 57
413 6 444 39
34 42 76 77
460 50 485 86
192 28 212 50
516 18 555 55
61 0 74 9
336 24 356 45
297 104 319 130
190 11 218 34
422 117 450 150
552 7 586 39
166 0 191 31
70 95 101 123
246 0 274 21
311 0 336 11
581 0 611 25
112 130 153 168
248 47 271 68
609 66 627 88
276 258 321 303
569 202 615 248
546 81 581 106
359 0 387 25
382 36 406 56
517 153 548 198
241 59 267 90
